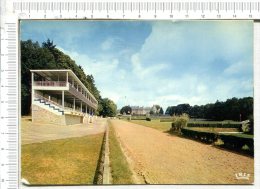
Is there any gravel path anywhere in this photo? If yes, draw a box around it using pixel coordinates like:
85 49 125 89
22 116 106 144
111 119 254 184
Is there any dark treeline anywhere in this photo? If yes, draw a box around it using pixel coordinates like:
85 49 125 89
165 97 253 121
21 39 116 117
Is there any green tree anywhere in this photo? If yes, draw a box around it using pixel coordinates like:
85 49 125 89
120 106 132 115
99 98 117 117
159 107 164 115
21 39 105 115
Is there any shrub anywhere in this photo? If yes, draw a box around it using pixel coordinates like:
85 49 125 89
187 122 242 129
171 114 189 133
181 128 217 144
241 120 250 133
146 117 151 121
217 133 254 154
181 128 254 155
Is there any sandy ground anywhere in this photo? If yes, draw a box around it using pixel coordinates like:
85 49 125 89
21 116 106 144
111 119 254 184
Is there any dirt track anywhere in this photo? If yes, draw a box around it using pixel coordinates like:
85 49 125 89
110 120 254 184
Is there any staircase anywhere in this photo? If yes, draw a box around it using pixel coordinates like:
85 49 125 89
34 98 64 115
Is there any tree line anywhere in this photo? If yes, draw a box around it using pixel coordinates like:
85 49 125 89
165 97 253 121
21 39 116 117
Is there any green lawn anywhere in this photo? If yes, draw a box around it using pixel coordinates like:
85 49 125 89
130 119 172 132
22 133 104 185
109 121 134 184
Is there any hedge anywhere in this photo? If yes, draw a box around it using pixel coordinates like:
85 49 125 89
180 128 254 155
187 122 242 129
218 133 254 153
146 117 151 121
181 128 217 144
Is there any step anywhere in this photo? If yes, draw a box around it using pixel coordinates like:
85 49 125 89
35 99 63 114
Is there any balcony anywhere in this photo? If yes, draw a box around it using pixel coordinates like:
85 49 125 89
31 70 98 112
68 83 97 109
34 81 67 87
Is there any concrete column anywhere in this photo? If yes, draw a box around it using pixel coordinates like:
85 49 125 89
80 101 82 112
62 90 64 110
31 72 34 122
73 98 75 111
66 72 69 87
31 72 34 102
72 79 74 87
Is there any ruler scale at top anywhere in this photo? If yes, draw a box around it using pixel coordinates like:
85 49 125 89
0 0 260 189
11 1 260 19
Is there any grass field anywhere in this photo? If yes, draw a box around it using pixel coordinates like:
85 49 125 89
130 119 172 132
109 121 133 184
22 134 104 185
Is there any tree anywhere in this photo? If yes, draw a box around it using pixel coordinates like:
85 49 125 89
159 107 164 115
98 98 117 117
42 39 56 51
21 39 104 115
120 106 132 115
165 97 253 121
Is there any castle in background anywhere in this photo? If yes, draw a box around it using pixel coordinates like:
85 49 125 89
131 106 151 115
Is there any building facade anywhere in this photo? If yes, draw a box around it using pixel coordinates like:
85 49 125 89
131 106 151 115
31 69 98 125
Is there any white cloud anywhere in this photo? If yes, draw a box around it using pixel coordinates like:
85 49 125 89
56 21 253 111
224 61 252 75
101 38 114 51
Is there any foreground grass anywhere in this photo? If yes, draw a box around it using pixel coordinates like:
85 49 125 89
130 119 171 132
22 133 104 185
109 121 133 184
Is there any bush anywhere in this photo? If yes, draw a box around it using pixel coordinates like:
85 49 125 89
244 115 254 134
187 122 242 129
171 114 189 133
181 128 254 155
181 128 217 144
146 117 151 121
218 133 254 154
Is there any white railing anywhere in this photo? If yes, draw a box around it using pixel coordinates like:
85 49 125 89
68 83 98 109
34 93 89 116
34 81 67 87
64 107 86 116
34 93 64 109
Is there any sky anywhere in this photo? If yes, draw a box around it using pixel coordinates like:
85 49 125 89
20 20 253 111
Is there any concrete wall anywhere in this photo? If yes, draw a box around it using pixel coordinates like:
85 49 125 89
64 114 82 125
32 104 86 125
32 104 65 125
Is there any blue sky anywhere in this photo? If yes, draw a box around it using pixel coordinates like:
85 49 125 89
21 20 253 110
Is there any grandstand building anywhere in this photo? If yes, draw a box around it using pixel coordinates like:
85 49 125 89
30 69 98 125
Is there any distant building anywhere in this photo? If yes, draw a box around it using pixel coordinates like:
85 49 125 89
131 106 151 115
